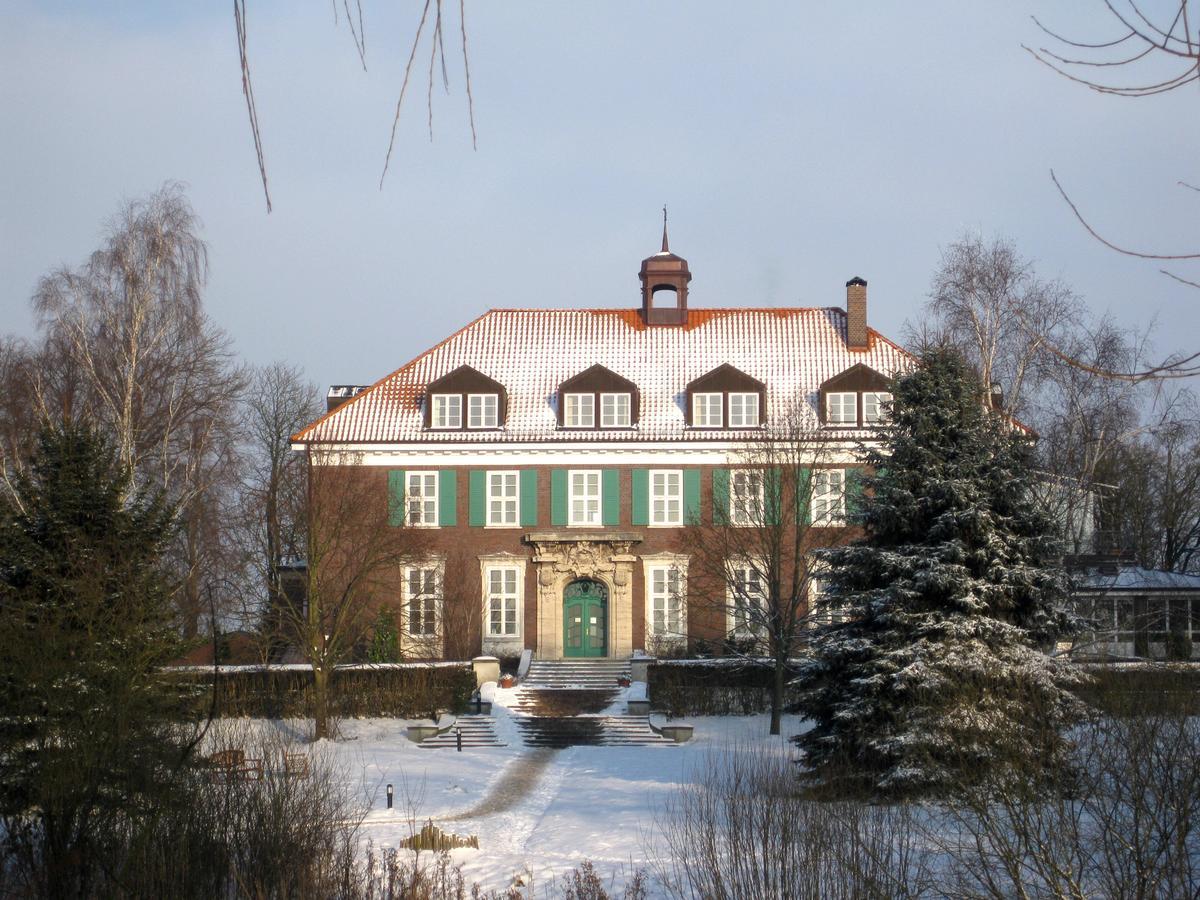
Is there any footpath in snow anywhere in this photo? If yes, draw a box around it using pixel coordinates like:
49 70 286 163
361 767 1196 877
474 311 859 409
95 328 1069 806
247 683 807 893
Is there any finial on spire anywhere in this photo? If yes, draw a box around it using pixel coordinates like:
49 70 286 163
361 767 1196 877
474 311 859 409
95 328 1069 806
661 205 669 252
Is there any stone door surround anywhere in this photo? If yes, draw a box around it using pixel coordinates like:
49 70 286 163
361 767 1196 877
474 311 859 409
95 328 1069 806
525 531 642 659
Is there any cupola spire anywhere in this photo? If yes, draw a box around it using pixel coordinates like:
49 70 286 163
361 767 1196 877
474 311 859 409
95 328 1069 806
639 209 691 326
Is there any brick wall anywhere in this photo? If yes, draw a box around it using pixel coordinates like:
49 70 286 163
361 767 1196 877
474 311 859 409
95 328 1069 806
312 462 861 660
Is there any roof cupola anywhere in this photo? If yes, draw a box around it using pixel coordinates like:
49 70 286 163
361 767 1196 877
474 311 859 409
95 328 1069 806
639 207 691 325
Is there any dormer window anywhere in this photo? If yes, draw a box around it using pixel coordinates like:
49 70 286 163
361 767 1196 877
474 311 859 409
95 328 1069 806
564 393 595 428
863 391 892 424
601 393 631 428
693 393 723 428
432 394 462 429
729 392 760 427
818 364 894 429
557 365 639 430
468 394 499 429
686 364 766 429
827 392 857 425
423 365 508 431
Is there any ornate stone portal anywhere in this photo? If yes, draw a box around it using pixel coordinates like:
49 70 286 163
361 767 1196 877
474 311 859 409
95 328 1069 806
525 531 642 659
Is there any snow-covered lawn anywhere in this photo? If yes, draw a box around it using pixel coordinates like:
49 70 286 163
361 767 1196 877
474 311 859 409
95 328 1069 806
224 701 807 893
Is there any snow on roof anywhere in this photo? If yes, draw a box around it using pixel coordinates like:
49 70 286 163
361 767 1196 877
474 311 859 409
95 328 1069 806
294 307 914 444
1078 565 1200 592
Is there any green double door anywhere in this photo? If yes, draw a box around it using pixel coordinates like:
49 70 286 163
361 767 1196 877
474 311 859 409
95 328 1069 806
563 579 607 658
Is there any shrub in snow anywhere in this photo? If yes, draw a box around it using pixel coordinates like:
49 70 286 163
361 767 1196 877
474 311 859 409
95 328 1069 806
791 347 1084 799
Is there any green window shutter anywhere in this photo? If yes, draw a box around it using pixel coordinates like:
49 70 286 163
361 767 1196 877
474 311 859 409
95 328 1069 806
713 468 730 525
796 467 812 525
631 469 649 526
468 470 486 527
845 467 865 520
519 469 538 527
438 470 457 526
766 467 782 526
683 469 701 525
551 469 568 527
602 469 620 526
388 470 406 526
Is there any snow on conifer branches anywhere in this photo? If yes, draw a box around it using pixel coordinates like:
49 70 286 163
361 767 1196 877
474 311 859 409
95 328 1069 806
791 347 1085 799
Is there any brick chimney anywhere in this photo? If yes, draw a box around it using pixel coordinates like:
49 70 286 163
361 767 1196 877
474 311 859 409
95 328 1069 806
845 277 869 351
326 385 367 413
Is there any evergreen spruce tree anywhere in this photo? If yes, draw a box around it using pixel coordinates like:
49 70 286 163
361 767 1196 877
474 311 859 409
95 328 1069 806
0 424 188 896
792 347 1082 799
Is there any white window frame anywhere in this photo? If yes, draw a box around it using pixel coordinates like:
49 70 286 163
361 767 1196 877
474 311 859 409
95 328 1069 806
406 471 439 527
643 555 688 646
728 392 760 427
730 469 765 526
431 393 462 429
467 393 499 429
484 564 522 638
564 392 595 428
811 469 846 526
402 563 442 639
826 392 857 426
693 392 724 428
863 391 891 425
806 564 845 626
568 469 602 526
727 560 767 638
649 469 683 526
600 392 632 428
486 470 519 527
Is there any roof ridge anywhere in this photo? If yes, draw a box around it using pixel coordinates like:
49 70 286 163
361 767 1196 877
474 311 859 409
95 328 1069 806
483 306 835 313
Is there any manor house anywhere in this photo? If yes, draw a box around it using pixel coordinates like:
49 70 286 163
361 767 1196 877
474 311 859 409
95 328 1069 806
292 231 914 660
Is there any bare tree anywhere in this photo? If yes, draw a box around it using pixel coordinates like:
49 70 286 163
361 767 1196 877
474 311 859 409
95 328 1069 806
234 363 322 654
924 232 1083 416
285 446 433 739
28 184 248 636
682 408 858 736
1023 2 1200 380
1033 317 1148 554
234 0 477 211
1100 398 1200 573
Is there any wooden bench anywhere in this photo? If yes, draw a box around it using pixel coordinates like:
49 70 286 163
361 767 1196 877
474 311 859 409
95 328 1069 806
206 748 263 780
282 752 310 779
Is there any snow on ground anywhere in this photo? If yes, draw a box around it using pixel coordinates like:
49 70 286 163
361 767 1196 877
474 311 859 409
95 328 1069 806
222 698 808 894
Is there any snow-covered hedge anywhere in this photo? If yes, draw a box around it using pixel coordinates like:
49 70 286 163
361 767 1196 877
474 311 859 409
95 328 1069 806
164 663 476 719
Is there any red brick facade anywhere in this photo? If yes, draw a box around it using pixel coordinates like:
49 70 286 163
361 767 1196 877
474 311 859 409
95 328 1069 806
295 242 912 661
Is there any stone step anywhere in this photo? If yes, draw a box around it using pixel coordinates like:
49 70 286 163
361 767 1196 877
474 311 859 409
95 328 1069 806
507 687 620 717
523 663 631 688
417 715 506 749
513 715 676 748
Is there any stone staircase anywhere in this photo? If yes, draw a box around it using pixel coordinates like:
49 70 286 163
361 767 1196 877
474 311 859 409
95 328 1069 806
416 714 506 749
514 714 676 748
523 659 631 689
502 659 677 748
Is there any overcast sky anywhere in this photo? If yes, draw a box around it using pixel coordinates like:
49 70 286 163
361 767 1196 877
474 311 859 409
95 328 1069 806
2 2 1197 390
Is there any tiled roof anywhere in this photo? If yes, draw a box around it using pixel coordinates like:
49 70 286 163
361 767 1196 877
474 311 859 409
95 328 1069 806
294 307 915 444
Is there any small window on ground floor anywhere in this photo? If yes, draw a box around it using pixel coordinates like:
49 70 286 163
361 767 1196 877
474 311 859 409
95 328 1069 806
485 565 521 637
647 564 685 640
403 566 440 637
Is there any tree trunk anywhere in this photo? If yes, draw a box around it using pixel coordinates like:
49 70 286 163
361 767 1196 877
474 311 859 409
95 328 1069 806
770 656 785 736
312 663 329 741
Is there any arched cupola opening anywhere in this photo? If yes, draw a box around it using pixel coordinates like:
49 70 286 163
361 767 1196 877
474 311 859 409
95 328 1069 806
639 211 691 326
